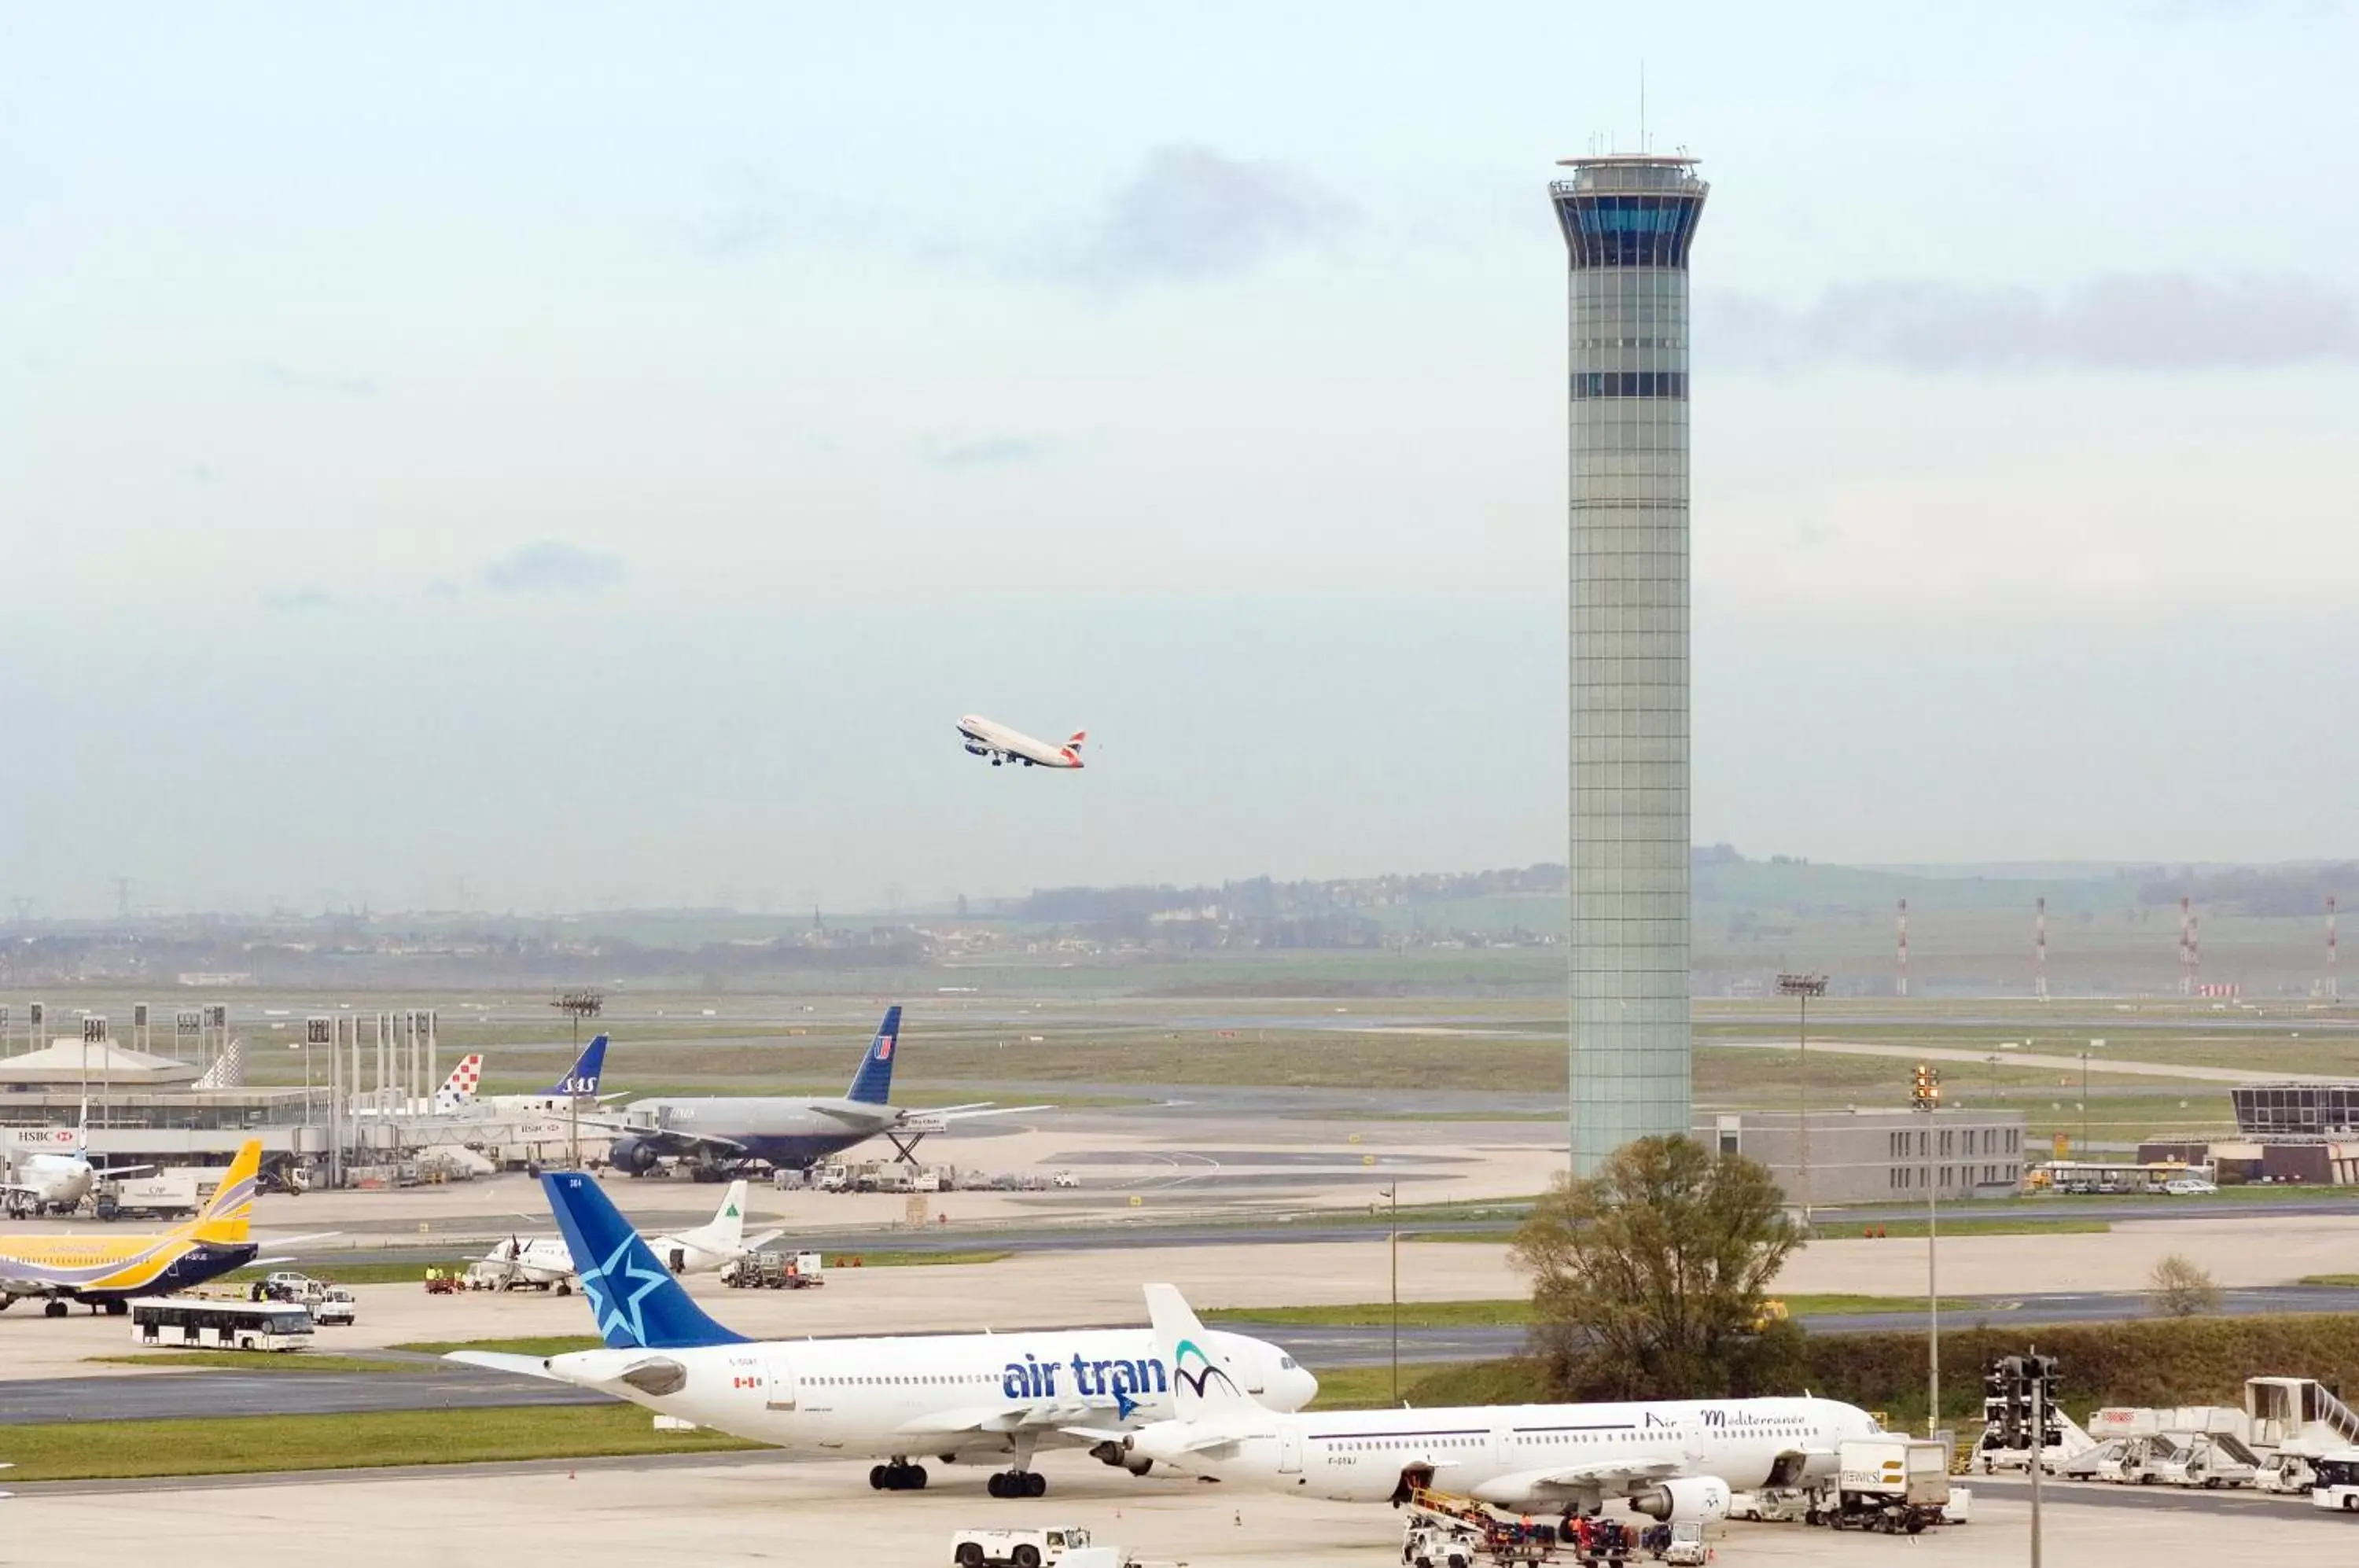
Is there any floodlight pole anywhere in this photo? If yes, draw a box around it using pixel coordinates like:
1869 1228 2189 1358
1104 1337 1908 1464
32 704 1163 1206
1913 1061 1943 1435
1776 974 1827 1224
1379 1183 1400 1404
551 989 605 1171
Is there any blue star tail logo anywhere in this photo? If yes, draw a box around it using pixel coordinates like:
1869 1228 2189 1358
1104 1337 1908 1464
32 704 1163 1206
1113 1388 1139 1420
579 1233 670 1348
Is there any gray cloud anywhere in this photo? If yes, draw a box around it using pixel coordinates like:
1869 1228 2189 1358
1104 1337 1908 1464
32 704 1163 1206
261 588 331 612
1707 274 2359 373
925 435 1050 470
1034 145 1354 293
248 361 377 398
479 541 624 594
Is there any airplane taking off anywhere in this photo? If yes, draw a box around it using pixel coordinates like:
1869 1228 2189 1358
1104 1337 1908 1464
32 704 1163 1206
447 1172 1316 1496
1080 1286 1879 1520
0 1141 267 1316
474 1178 783 1288
958 715 1086 770
598 1007 1044 1178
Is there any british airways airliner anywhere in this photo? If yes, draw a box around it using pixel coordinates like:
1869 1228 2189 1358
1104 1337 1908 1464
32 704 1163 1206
958 715 1087 770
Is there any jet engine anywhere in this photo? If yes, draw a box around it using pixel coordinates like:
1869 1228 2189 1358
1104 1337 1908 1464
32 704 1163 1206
608 1136 662 1176
1628 1477 1732 1523
1088 1440 1154 1477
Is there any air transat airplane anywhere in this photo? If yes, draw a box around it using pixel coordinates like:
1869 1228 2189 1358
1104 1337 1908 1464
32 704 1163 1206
0 1141 264 1316
599 1007 1043 1177
1083 1286 1880 1522
448 1172 1316 1497
957 716 1087 770
475 1178 784 1288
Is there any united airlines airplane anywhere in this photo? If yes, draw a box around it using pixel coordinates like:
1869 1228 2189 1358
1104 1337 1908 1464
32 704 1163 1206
957 715 1087 770
1078 1286 1881 1522
601 1007 1040 1178
451 1172 1316 1497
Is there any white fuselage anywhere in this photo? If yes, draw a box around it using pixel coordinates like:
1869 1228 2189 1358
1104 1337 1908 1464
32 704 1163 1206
6 1154 98 1211
543 1327 1315 1466
957 716 1082 769
1133 1395 1878 1509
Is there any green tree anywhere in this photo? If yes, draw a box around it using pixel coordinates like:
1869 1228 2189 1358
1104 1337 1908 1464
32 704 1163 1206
1513 1136 1805 1401
2147 1252 2222 1318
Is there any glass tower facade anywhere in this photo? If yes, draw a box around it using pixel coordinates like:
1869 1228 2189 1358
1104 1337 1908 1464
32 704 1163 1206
1550 156 1708 1173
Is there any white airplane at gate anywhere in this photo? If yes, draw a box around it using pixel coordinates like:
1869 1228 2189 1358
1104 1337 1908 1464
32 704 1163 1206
450 1172 1316 1498
957 715 1086 770
474 1179 782 1289
1078 1285 1880 1522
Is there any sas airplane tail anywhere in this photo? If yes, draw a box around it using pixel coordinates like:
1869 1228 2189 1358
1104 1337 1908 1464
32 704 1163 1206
1144 1283 1259 1420
181 1139 263 1245
545 1033 608 1098
843 1005 903 1106
541 1170 747 1350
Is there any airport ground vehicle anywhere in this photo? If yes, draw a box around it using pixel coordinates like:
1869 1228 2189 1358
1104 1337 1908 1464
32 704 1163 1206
1051 1169 1080 1189
950 1526 1099 1566
1728 1488 1812 1522
132 1297 314 1352
1401 1516 1481 1567
720 1250 826 1289
312 1287 358 1325
1818 1437 1949 1533
2307 1449 2359 1512
1659 1522 1707 1566
98 1170 204 1220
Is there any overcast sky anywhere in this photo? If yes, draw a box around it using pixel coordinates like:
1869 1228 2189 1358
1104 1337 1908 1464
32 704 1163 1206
2 2 2354 917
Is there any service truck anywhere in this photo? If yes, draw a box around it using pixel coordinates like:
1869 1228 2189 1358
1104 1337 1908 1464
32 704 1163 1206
1820 1436 1950 1534
949 1525 1107 1567
99 1169 204 1220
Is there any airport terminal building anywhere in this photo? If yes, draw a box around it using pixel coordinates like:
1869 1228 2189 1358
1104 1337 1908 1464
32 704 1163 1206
1703 1107 2030 1207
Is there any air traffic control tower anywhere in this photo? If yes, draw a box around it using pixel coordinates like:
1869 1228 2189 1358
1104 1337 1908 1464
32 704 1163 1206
1550 154 1708 1172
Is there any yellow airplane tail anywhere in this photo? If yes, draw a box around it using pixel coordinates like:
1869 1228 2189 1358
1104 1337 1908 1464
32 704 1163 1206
179 1139 263 1244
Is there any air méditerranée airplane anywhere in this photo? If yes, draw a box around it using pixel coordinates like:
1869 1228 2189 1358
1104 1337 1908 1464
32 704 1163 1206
957 715 1087 770
596 1007 1043 1179
1080 1285 1880 1523
0 1140 266 1316
447 1170 1318 1497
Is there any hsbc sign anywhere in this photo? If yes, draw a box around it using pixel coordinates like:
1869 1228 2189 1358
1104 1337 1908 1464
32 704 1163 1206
5 1128 81 1150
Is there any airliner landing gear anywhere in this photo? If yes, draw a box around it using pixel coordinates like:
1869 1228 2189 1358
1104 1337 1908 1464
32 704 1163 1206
45 1299 68 1318
870 1461 928 1491
104 1298 129 1316
988 1471 1047 1499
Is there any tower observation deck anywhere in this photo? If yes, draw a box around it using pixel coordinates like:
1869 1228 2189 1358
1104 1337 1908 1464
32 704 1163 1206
1549 154 1709 1172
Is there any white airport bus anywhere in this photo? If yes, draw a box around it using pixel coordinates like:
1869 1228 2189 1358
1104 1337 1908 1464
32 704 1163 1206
130 1297 315 1352
2312 1449 2359 1514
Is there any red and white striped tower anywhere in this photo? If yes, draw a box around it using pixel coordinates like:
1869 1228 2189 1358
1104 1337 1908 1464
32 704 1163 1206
1897 898 1910 999
2190 911 2202 995
2179 896 2195 996
2330 895 2340 1003
2035 896 2049 1000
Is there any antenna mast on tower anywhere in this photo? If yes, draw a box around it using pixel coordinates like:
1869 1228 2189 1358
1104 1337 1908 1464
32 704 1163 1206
1896 899 1909 999
2035 896 2049 1000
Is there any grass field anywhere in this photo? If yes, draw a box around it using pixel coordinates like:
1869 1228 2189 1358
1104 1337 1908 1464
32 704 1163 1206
83 1352 422 1372
2301 1275 2359 1286
1211 1294 1978 1331
392 1334 602 1357
1805 1216 2111 1240
836 1250 1012 1268
0 1405 758 1483
1302 1360 1489 1410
